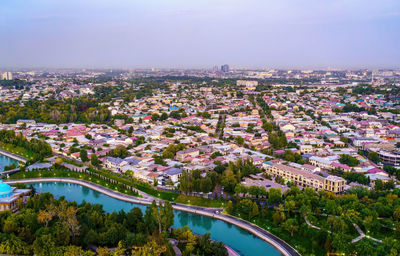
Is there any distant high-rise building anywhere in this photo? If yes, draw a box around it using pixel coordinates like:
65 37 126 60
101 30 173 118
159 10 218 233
221 64 229 73
1 72 12 80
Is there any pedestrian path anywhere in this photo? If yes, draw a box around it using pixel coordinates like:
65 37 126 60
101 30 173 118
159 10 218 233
304 216 382 243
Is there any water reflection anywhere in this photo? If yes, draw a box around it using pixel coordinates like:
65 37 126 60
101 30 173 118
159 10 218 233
0 154 19 172
32 182 281 256
82 186 90 196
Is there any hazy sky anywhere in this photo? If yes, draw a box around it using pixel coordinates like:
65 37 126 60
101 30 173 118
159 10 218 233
1 0 399 69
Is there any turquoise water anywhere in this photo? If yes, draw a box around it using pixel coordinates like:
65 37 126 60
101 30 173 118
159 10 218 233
0 154 19 172
33 182 281 256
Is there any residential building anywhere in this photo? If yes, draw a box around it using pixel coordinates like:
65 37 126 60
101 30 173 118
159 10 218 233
266 163 345 193
176 148 200 161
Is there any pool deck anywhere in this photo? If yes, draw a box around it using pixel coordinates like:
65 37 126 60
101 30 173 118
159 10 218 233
6 177 300 256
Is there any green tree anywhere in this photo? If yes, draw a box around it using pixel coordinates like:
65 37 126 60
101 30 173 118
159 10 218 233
283 218 299 237
80 149 88 162
268 188 282 205
90 154 101 167
226 201 233 214
235 136 245 146
250 202 259 219
339 154 360 167
160 112 168 121
262 122 274 132
368 151 380 164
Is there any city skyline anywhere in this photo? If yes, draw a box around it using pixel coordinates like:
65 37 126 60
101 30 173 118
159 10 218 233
1 0 400 69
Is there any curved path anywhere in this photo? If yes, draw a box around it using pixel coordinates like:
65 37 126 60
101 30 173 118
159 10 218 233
7 177 300 256
0 148 27 163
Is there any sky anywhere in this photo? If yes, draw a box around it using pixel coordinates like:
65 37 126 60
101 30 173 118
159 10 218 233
1 0 400 69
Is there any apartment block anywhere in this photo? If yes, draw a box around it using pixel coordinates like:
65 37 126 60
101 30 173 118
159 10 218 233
266 163 346 193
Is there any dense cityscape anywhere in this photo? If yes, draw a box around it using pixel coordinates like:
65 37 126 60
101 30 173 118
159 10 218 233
0 68 398 255
2 0 400 255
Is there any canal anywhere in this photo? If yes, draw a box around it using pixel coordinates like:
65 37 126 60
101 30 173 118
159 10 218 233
32 182 282 256
0 154 19 172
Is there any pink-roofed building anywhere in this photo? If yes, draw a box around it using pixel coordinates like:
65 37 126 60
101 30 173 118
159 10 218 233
143 115 152 121
367 167 388 176
42 130 59 136
74 125 87 131
70 152 80 159
147 164 167 171
66 129 84 137
331 162 351 172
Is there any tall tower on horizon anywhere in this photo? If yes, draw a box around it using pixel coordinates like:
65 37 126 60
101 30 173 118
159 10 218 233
221 64 229 73
1 72 12 80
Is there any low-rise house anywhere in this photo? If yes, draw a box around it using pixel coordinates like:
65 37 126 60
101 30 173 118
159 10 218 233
365 173 392 186
309 156 333 170
164 168 182 184
176 148 200 161
104 156 127 172
300 145 314 154
331 162 351 172
16 119 36 126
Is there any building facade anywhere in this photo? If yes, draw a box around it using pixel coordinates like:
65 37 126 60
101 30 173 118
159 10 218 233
266 163 346 193
0 181 31 212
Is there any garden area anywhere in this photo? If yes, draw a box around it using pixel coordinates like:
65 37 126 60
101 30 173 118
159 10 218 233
8 168 225 208
0 142 33 160
8 169 141 198
224 185 400 256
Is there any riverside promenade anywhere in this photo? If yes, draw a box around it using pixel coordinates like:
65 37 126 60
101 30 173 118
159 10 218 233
0 149 27 163
6 177 300 256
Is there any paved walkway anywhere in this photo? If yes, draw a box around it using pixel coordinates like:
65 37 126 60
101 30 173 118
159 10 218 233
352 223 382 243
225 245 241 256
304 216 381 244
167 239 182 256
6 177 300 256
0 148 28 163
0 168 20 178
304 216 331 234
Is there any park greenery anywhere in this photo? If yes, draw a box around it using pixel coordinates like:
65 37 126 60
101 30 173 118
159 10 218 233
179 160 262 196
10 168 141 198
8 168 224 208
225 185 400 256
0 192 227 256
0 97 112 124
0 129 52 162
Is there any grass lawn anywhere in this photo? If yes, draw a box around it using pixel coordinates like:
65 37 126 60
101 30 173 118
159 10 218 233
174 194 224 208
95 169 179 201
0 142 34 160
61 158 84 167
132 183 177 201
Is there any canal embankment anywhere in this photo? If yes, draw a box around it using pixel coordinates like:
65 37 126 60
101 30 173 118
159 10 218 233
0 148 27 163
6 177 300 256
